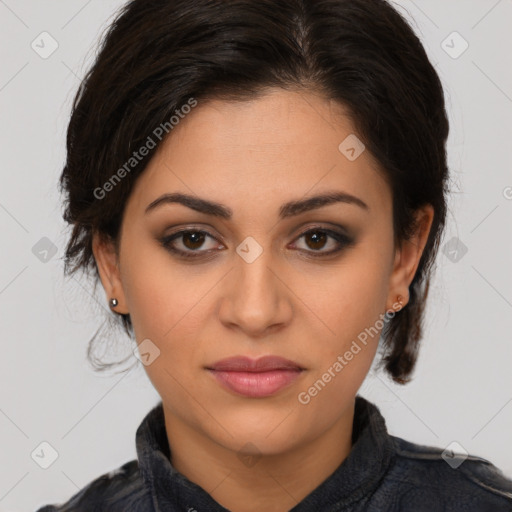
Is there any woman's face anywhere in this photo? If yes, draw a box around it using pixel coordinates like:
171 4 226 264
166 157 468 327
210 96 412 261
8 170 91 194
94 88 431 457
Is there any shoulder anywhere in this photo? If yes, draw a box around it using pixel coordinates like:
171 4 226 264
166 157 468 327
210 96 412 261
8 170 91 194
383 436 512 510
34 459 151 512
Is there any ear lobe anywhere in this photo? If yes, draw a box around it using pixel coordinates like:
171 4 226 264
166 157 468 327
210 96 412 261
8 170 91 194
387 204 434 306
91 231 128 314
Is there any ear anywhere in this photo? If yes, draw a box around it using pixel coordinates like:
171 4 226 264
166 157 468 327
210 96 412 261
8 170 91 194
386 204 434 310
92 230 129 314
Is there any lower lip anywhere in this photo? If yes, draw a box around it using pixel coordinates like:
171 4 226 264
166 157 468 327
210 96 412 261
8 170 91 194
207 369 303 398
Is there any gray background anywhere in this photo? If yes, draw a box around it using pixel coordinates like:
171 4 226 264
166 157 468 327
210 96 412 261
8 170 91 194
1 0 511 510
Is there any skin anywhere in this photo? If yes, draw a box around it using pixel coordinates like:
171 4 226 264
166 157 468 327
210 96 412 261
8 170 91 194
92 88 434 512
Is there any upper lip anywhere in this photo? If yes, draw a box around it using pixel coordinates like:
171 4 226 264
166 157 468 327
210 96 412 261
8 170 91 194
207 355 304 372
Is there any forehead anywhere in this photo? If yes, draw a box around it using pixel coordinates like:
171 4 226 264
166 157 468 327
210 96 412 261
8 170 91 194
124 89 391 219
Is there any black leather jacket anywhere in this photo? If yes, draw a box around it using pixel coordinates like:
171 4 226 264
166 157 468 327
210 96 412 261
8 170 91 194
36 396 512 511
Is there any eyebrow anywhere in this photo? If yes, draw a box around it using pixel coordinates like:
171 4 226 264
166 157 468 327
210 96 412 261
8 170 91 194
144 191 369 219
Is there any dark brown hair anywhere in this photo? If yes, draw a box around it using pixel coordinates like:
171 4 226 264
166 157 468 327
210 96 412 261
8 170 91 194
60 0 450 383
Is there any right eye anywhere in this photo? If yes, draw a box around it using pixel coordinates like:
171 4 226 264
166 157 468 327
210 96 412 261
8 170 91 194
159 229 225 259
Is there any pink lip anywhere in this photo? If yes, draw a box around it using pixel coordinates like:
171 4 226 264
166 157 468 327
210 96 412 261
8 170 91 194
206 356 304 398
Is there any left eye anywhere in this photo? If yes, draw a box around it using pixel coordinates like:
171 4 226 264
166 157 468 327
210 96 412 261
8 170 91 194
291 228 354 256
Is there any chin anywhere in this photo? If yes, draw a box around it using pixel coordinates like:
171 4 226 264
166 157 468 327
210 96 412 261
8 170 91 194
208 409 305 451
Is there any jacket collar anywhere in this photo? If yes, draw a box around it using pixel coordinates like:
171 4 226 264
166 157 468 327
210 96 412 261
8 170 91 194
136 395 395 511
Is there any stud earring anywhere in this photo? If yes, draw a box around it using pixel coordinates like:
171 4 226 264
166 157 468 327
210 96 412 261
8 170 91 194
387 294 404 315
109 298 118 308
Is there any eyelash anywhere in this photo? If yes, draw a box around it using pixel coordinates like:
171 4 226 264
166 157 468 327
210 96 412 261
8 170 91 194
159 226 355 260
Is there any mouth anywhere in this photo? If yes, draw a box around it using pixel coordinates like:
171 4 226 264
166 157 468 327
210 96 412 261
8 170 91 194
207 355 304 372
206 355 305 398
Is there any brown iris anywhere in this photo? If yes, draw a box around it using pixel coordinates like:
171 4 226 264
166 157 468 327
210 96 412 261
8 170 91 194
304 231 327 250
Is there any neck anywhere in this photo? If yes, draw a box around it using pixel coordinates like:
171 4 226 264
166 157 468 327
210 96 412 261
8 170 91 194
163 402 355 512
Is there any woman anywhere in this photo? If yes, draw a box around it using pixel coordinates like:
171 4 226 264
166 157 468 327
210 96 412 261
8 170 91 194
37 0 512 510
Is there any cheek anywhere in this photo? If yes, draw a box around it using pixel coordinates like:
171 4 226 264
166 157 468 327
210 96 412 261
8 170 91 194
300 259 390 342
293 253 391 390
121 253 219 394
296 274 384 410
123 260 211 398
120 234 205 337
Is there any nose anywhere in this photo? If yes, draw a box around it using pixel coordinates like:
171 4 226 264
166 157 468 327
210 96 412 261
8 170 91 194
218 249 293 338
